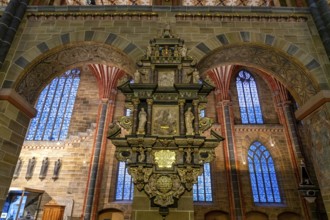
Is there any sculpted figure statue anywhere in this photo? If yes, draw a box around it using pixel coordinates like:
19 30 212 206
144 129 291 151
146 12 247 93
192 69 200 83
138 147 146 163
146 45 152 58
185 107 195 135
53 159 62 180
26 157 36 179
13 158 22 178
134 70 140 83
39 157 49 179
181 45 187 57
137 108 147 134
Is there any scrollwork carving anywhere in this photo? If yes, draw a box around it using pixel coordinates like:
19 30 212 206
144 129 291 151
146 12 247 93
144 174 185 207
129 166 153 191
118 116 133 132
199 117 214 134
177 166 203 190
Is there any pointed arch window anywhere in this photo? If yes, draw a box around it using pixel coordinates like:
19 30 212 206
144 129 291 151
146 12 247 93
115 162 134 201
236 70 263 124
248 141 281 203
26 69 80 141
193 163 212 202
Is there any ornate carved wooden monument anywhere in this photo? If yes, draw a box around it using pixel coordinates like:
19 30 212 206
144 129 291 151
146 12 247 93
108 27 224 219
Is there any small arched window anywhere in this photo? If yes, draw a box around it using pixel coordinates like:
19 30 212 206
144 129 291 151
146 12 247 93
193 163 212 202
248 141 281 203
115 162 134 201
26 69 80 141
236 70 263 124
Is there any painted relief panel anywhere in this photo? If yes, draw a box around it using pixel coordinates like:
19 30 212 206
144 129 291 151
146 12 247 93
152 105 179 136
158 70 175 87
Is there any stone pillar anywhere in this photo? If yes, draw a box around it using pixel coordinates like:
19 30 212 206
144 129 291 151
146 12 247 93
303 103 330 218
0 0 29 68
0 89 36 210
221 100 244 220
146 99 153 135
178 99 185 135
83 99 109 220
192 100 199 135
307 0 330 58
132 99 140 135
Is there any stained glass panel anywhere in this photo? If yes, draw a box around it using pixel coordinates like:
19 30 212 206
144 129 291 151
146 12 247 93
115 162 134 201
248 142 281 203
26 69 80 141
193 163 212 202
236 70 263 124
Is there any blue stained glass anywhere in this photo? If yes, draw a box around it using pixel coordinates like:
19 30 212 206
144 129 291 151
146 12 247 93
236 70 263 124
116 162 134 201
59 77 79 140
248 142 281 204
26 86 49 140
193 163 212 202
25 69 80 141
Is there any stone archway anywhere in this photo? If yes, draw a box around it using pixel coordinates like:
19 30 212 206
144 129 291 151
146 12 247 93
197 44 319 106
14 42 136 104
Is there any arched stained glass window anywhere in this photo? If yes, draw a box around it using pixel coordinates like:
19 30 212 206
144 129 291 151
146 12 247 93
193 163 212 202
248 141 281 203
26 69 80 141
236 70 263 124
115 162 134 201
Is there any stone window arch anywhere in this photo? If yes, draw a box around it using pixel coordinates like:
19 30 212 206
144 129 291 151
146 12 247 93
248 141 281 203
236 70 263 124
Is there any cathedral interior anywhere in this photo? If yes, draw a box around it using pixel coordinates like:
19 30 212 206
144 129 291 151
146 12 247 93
1 0 330 219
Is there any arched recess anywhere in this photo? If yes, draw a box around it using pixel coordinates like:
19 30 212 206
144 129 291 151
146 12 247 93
98 208 124 220
205 210 230 220
246 211 268 220
197 44 319 106
13 42 137 105
277 211 301 220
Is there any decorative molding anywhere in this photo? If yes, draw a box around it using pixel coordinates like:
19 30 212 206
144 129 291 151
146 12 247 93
0 88 37 118
295 90 330 120
234 125 284 133
26 11 158 20
175 13 308 22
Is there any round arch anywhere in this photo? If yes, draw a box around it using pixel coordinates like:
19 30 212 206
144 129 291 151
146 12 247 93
189 32 325 105
14 42 138 104
197 44 319 106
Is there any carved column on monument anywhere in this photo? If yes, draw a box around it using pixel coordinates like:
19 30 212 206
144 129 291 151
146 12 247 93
132 98 140 135
178 99 185 135
192 100 199 135
147 99 153 135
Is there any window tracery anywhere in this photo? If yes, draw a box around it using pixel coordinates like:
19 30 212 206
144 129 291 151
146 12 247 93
236 70 263 124
248 141 281 203
26 69 80 141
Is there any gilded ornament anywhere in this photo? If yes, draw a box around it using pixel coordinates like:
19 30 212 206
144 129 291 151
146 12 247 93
154 150 176 168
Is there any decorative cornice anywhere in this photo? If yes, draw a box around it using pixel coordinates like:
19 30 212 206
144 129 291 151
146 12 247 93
26 11 158 20
234 125 284 132
0 88 36 118
295 90 330 120
175 13 308 22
